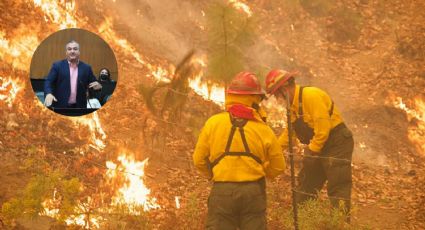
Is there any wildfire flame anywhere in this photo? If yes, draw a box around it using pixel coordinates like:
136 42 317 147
1 0 251 109
228 0 253 17
359 142 367 150
65 213 102 230
392 96 425 155
393 96 424 121
43 195 103 229
0 30 39 70
0 76 24 108
188 56 225 106
33 0 78 29
41 188 59 217
189 76 225 106
71 112 107 151
1 20 225 114
42 153 161 228
175 196 181 209
3 1 256 228
64 199 103 229
106 153 160 213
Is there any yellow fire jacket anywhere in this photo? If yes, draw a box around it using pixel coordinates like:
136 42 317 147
279 85 344 153
193 112 286 182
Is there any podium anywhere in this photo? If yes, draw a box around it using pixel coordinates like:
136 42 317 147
50 107 99 116
31 78 116 114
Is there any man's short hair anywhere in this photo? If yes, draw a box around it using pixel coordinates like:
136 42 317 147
65 40 79 50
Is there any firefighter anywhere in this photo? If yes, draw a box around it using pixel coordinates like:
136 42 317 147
265 69 354 219
193 72 286 230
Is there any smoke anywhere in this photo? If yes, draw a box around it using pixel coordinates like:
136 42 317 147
106 0 205 63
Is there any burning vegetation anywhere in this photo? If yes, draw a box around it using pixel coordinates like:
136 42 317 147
0 0 424 229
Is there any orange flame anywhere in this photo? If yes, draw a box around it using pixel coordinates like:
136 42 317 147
0 76 24 108
188 56 225 106
41 188 59 217
65 214 102 229
407 97 425 155
175 196 181 209
43 195 103 229
64 198 103 229
106 153 160 213
0 30 39 70
33 0 78 29
392 96 425 155
393 96 424 121
98 17 230 105
71 112 107 151
189 76 225 106
228 0 253 17
0 0 78 71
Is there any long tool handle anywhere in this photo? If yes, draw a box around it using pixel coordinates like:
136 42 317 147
286 93 299 230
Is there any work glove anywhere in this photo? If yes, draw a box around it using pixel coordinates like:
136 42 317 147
302 147 319 169
44 93 57 107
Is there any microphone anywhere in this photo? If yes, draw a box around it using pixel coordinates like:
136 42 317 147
79 80 93 109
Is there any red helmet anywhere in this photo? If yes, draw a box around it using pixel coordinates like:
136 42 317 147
226 71 265 95
265 69 298 95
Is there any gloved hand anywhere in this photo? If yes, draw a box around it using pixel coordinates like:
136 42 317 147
302 147 319 168
44 93 57 107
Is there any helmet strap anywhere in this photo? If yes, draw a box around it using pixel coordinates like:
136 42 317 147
276 86 287 100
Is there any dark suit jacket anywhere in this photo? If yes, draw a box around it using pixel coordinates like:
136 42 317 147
44 59 97 108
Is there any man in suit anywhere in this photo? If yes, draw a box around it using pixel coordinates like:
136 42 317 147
44 40 102 108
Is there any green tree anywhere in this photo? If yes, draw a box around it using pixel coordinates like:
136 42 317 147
1 170 81 225
206 0 257 87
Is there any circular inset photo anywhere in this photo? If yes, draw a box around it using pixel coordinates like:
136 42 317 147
30 28 118 116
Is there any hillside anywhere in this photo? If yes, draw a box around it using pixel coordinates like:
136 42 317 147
0 0 424 229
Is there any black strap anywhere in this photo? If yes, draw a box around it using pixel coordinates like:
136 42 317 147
329 101 334 117
224 125 238 153
238 125 251 153
298 86 334 118
210 114 262 169
298 86 304 116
